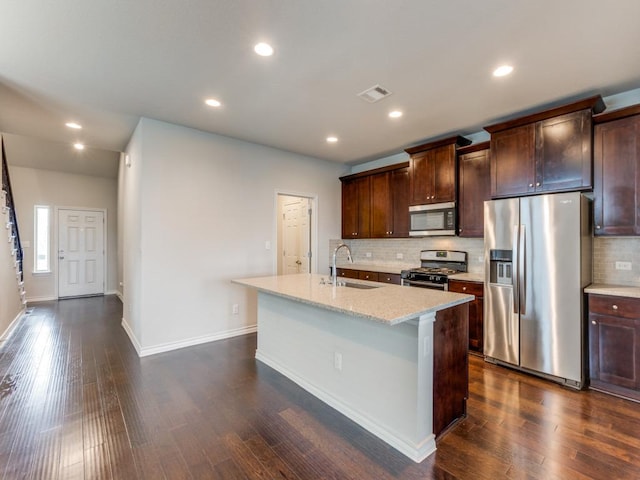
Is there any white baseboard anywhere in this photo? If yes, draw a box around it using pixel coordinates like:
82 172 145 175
120 322 257 358
256 350 436 463
25 295 56 303
115 291 123 303
0 308 26 341
121 317 142 356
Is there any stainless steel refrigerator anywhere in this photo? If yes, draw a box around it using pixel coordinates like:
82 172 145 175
484 192 592 388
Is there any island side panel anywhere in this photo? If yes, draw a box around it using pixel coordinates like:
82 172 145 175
255 291 437 462
433 303 469 437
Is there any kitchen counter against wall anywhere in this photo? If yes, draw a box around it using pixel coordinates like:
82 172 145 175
448 272 484 283
585 284 640 299
333 262 417 275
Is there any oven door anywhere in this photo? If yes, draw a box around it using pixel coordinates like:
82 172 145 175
401 278 447 290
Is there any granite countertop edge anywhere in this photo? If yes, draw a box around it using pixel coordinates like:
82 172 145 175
233 274 474 325
584 283 640 299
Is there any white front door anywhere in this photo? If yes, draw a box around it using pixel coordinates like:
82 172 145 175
282 196 311 274
58 209 105 298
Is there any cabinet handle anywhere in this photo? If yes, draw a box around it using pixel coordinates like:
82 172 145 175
536 182 541 187
592 320 597 325
596 225 601 230
529 183 533 188
459 228 463 233
612 304 618 310
462 287 467 291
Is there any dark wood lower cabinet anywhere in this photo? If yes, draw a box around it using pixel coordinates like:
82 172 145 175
588 294 640 402
448 279 484 354
335 268 401 285
433 303 469 437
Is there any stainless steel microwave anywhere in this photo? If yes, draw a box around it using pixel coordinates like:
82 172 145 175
408 202 456 236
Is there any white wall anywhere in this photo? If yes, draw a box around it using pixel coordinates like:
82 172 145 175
120 118 346 355
9 166 118 301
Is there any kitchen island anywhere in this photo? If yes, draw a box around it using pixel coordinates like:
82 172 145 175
232 273 473 462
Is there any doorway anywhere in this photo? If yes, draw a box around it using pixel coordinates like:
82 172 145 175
57 208 105 298
277 194 314 275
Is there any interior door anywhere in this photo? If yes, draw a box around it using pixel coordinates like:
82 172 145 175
58 209 105 298
282 197 311 274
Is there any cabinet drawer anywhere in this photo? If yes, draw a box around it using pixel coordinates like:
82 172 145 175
448 280 483 297
335 268 359 279
589 294 640 319
358 271 379 282
378 273 401 285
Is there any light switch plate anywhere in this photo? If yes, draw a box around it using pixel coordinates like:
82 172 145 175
616 261 632 271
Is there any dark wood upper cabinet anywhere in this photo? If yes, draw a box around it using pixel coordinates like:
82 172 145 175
341 162 409 239
485 95 605 198
405 136 471 206
457 142 491 237
341 176 370 239
593 105 640 236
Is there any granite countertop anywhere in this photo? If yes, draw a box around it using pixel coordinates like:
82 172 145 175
448 272 484 283
334 263 417 275
233 273 473 325
584 284 640 299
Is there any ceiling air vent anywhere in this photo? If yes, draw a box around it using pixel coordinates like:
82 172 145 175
357 84 392 103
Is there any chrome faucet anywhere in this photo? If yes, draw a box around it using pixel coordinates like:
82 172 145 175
332 243 353 285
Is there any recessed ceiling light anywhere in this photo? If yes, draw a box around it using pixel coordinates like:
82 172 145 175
65 122 82 129
205 98 221 107
389 110 403 118
326 136 338 143
493 65 514 77
73 143 85 150
254 42 274 57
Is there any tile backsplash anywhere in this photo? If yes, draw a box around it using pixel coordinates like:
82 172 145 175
329 236 640 286
329 237 485 273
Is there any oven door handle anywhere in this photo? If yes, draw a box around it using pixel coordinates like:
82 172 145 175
402 279 446 290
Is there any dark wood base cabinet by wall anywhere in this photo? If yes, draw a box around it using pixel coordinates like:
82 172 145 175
335 268 401 285
448 279 483 354
588 294 640 402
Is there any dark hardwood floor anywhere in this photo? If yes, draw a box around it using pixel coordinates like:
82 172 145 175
0 296 639 479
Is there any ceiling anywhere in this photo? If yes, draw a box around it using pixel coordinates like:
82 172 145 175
1 0 640 177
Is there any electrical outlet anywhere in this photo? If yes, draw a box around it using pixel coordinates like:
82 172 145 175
396 253 404 260
615 261 632 271
365 252 372 258
265 241 271 250
334 352 343 371
232 304 239 314
478 255 484 263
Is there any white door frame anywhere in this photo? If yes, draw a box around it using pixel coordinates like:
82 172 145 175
274 190 318 275
54 206 108 299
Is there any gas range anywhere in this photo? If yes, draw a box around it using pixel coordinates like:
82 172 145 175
401 250 467 290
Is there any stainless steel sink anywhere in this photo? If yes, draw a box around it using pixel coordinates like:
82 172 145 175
340 281 380 289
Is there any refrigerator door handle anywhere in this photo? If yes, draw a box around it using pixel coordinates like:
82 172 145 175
519 224 526 315
512 225 519 315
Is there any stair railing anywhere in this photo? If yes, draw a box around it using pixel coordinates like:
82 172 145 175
1 137 23 283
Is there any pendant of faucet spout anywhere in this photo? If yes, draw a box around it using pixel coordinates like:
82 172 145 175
332 243 353 285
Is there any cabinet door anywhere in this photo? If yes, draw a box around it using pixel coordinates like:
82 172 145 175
370 172 393 238
490 124 535 198
335 268 359 279
590 313 640 391
391 167 410 237
341 177 371 238
593 115 640 235
432 144 456 203
410 150 434 205
378 273 401 285
448 280 484 353
536 110 592 192
341 179 358 239
458 149 490 237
